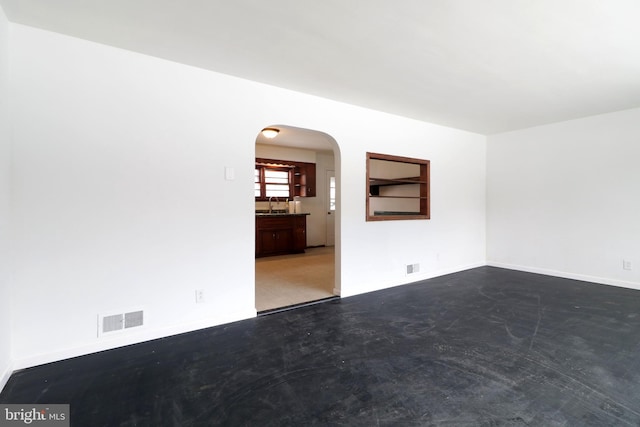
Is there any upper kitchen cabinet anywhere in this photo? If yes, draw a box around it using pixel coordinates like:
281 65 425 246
293 162 316 197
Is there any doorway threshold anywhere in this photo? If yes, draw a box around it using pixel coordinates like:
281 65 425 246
257 296 340 317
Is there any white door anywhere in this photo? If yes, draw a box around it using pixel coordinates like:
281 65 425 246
326 170 335 246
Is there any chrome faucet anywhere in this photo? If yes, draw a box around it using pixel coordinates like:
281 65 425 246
268 196 279 213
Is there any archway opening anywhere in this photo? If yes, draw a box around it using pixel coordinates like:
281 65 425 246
253 124 341 313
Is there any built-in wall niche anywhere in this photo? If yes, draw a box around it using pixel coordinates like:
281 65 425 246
366 152 430 221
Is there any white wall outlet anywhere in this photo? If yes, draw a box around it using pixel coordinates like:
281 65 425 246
195 289 205 303
623 260 632 271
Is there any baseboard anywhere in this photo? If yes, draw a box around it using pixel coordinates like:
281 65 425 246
487 261 640 291
0 359 13 394
11 262 634 375
422 261 488 281
340 261 487 298
12 308 257 372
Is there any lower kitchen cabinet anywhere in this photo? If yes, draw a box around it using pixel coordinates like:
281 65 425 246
257 228 292 255
293 215 307 252
256 214 308 257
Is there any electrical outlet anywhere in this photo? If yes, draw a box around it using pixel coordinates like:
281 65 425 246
623 260 632 271
195 289 205 303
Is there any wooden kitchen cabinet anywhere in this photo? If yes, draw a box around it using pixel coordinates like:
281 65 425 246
256 214 308 257
293 162 316 197
293 215 307 252
257 228 293 255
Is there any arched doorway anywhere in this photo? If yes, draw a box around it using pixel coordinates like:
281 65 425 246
254 125 340 313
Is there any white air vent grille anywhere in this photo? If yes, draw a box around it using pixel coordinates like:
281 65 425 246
406 263 420 275
102 314 124 333
125 310 144 328
98 309 144 337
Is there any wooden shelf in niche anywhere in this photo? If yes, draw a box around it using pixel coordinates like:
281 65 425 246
366 152 430 221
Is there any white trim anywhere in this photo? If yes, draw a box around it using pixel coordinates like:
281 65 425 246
12 308 257 371
7 262 640 380
340 261 487 298
415 261 487 282
487 261 640 291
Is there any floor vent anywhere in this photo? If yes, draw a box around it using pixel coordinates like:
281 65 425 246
406 263 420 275
98 310 144 337
102 314 124 333
125 310 144 328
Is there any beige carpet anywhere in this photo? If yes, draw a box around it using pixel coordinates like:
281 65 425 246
255 246 336 312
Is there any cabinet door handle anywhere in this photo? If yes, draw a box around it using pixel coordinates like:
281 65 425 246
272 233 276 239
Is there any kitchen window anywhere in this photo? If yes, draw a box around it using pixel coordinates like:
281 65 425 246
255 164 292 200
329 176 336 211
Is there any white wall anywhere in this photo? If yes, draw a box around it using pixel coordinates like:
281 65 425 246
0 4 13 391
9 24 486 369
487 108 640 288
342 123 486 297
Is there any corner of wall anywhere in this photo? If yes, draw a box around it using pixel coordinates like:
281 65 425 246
0 0 14 395
0 359 13 393
486 108 640 288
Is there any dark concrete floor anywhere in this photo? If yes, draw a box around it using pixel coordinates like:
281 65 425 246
2 267 640 426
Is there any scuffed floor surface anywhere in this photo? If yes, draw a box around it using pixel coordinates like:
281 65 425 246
3 267 640 425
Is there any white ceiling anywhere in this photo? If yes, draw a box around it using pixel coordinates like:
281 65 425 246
256 125 335 153
1 0 639 135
